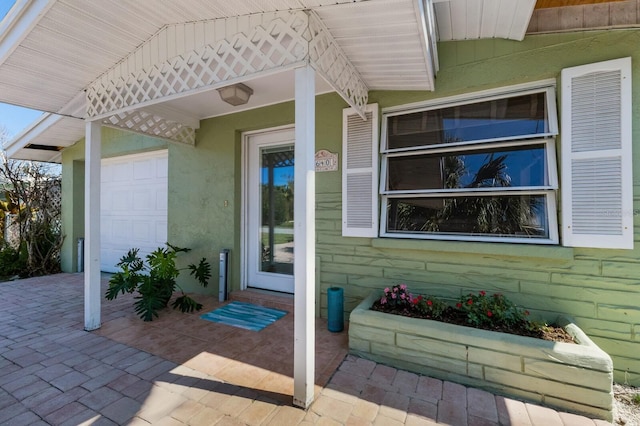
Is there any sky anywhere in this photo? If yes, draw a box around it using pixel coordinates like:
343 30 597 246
0 0 44 139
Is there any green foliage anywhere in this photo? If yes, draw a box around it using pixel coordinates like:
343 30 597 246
105 244 211 321
455 291 530 329
413 295 447 319
0 242 27 277
373 285 537 333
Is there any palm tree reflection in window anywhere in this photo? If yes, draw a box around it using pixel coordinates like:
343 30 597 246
391 153 546 238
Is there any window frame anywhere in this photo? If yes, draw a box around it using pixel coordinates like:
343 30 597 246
379 81 560 244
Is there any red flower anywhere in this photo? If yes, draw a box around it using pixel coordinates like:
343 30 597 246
479 291 486 296
412 298 419 305
467 299 473 305
427 300 433 306
487 310 493 317
456 302 462 309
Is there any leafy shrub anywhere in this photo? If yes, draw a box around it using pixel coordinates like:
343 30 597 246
0 242 27 277
455 291 531 329
105 243 211 321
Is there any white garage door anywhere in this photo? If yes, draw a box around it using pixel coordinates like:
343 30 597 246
100 150 168 273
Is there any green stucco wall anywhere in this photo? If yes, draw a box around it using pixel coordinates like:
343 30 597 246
60 29 640 385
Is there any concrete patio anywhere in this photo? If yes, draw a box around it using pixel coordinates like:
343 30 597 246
0 273 613 425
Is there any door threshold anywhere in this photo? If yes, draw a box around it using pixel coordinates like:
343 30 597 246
229 289 293 312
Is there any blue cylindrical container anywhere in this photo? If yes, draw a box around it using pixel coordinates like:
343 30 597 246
327 287 344 332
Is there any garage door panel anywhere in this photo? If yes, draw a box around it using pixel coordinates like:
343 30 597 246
157 190 168 210
100 150 168 273
156 220 167 245
132 220 153 243
111 219 132 240
132 190 153 211
157 157 168 178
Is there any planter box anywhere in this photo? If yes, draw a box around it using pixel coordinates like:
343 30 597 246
349 293 614 421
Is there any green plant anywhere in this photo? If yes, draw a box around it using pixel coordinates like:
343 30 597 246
0 241 27 277
455 291 530 329
105 243 211 321
633 393 640 406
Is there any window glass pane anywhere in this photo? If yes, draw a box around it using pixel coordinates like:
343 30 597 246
386 195 549 238
387 144 547 191
387 92 547 149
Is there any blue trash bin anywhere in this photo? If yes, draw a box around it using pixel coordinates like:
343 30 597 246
327 287 344 332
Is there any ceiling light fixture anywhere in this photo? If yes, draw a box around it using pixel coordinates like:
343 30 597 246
217 83 254 106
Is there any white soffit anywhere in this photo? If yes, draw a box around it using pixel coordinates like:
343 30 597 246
4 113 83 163
315 0 436 90
0 0 409 115
433 0 536 41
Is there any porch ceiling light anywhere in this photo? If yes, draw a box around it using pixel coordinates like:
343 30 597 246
217 83 254 106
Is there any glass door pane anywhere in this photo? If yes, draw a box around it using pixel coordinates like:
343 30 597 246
259 145 294 275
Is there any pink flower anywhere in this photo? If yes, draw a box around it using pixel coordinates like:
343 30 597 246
400 284 407 291
391 293 397 299
384 287 390 294
393 286 398 292
380 297 387 304
400 293 406 300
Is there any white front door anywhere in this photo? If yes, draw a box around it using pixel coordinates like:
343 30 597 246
246 128 295 293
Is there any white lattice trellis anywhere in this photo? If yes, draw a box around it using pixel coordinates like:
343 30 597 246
87 11 311 119
308 12 368 116
103 110 196 145
86 9 369 133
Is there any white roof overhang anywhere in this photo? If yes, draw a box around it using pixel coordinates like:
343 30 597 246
0 0 536 162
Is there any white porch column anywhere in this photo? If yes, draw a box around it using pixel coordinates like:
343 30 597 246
84 120 101 331
293 64 316 409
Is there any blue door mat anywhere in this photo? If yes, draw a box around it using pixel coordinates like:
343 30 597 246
200 301 288 331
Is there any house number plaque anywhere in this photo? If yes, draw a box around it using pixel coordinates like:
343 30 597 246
315 150 338 172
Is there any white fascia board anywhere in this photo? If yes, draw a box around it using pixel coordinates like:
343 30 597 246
4 90 85 158
10 148 61 163
0 0 56 65
416 0 439 77
4 112 64 158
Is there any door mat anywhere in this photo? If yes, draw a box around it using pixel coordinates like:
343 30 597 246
200 301 287 331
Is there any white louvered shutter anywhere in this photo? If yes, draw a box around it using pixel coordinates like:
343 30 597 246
561 57 633 249
342 104 379 237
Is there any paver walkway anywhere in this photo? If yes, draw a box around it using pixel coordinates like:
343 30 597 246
0 273 613 425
